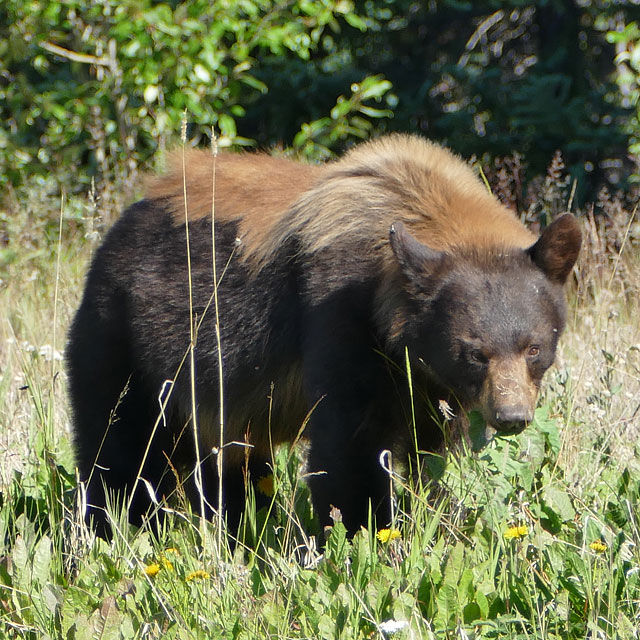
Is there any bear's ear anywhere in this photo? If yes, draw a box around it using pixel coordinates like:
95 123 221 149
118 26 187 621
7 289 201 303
389 222 444 280
527 214 581 284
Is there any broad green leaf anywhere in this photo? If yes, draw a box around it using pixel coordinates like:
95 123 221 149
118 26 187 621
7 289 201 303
543 486 576 522
11 535 29 581
32 534 52 586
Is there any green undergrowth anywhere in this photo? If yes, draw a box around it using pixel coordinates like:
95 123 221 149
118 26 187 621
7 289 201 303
2 403 640 639
1 187 639 639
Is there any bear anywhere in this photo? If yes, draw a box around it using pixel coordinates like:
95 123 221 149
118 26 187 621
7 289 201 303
66 134 581 536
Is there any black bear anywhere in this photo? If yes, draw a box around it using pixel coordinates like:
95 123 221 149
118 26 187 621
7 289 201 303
67 134 581 535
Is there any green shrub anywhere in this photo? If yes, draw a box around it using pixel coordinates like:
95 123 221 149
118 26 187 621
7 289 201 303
0 0 391 191
608 20 640 181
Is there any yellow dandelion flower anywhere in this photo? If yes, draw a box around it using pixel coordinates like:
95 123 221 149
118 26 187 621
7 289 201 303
164 547 180 555
144 563 161 577
160 556 174 571
590 540 607 553
376 528 402 544
257 474 275 497
504 525 529 540
186 569 210 582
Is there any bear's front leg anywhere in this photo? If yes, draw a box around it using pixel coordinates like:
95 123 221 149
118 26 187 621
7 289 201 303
301 297 396 534
305 397 393 534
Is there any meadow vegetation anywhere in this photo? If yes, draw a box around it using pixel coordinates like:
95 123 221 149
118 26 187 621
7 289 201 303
0 155 639 638
2 2 640 637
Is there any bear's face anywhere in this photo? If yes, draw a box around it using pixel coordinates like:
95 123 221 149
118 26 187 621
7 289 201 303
390 215 581 435
413 262 564 434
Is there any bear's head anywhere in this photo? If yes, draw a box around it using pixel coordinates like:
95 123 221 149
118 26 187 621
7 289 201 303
389 214 581 436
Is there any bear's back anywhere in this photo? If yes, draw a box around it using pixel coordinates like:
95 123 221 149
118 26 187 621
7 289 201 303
253 135 536 269
144 135 535 270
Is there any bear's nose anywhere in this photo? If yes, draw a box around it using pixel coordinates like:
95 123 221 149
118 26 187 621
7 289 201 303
494 406 533 435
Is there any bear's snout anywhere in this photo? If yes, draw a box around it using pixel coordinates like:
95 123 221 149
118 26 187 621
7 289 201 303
479 355 538 435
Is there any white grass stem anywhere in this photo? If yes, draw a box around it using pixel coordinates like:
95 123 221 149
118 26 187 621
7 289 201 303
51 191 65 408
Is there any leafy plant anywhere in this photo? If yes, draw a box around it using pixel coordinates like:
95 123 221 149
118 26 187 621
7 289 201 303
0 0 392 191
608 21 640 181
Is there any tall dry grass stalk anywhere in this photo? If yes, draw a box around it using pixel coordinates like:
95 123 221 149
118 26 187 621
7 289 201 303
180 113 208 544
208 128 227 555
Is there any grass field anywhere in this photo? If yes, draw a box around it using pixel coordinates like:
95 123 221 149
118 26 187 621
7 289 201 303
1 171 639 639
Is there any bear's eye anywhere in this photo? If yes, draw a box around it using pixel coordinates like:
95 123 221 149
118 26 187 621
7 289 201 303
468 349 488 365
526 345 540 358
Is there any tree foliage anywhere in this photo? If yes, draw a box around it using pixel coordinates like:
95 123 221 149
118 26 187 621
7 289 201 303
608 19 640 180
248 1 639 192
1 0 638 195
0 0 391 190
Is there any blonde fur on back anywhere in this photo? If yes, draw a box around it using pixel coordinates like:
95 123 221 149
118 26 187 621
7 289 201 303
146 135 536 269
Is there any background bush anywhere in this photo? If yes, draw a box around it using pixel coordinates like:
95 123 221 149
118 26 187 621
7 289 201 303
0 0 392 192
1 0 639 200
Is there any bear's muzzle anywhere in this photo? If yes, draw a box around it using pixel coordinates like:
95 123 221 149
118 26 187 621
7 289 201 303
479 354 538 436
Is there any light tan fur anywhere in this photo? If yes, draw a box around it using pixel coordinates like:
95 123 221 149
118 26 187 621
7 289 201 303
479 355 539 425
145 149 326 259
146 135 536 268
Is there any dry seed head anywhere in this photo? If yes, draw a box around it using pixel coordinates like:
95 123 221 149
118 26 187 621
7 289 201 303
180 110 187 143
211 127 218 157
